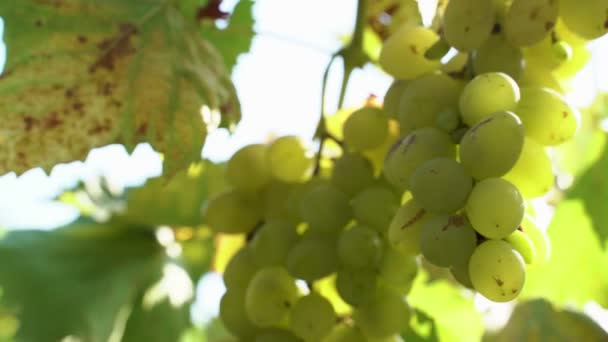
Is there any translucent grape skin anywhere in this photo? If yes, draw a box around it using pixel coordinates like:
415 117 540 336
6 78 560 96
473 33 523 80
388 199 430 255
299 183 352 233
559 0 608 39
504 0 559 47
289 293 337 342
338 225 384 269
459 111 524 180
469 239 526 302
520 214 551 265
287 236 339 282
503 138 554 198
245 267 300 327
267 136 314 183
354 286 411 339
420 214 477 268
250 220 299 267
203 189 261 234
351 185 400 233
383 80 409 118
442 0 495 52
383 127 455 190
343 106 389 151
262 180 299 223
331 153 375 197
223 247 260 290
466 178 524 239
409 158 473 214
226 144 270 192
220 288 260 338
335 268 378 306
379 26 441 80
516 87 580 146
459 72 521 126
505 229 537 265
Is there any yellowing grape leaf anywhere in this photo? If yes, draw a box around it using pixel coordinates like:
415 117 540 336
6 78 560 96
0 1 240 175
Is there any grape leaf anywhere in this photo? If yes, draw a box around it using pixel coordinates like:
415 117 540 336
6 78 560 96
487 299 608 342
0 1 240 175
0 219 164 341
521 200 608 307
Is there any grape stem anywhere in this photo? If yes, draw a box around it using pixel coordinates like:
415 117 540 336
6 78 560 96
313 0 369 175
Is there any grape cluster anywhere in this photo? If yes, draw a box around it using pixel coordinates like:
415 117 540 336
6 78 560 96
202 1 607 340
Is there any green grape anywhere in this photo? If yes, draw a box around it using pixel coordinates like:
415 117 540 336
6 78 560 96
409 158 473 214
553 43 591 79
250 220 299 267
354 286 411 339
504 0 558 46
287 236 339 281
267 136 314 183
420 214 477 268
520 214 551 265
524 35 566 71
379 26 441 80
559 0 608 39
352 185 400 232
552 41 574 62
338 225 384 269
331 153 375 197
203 189 261 234
388 199 430 255
459 111 524 179
450 126 469 144
505 229 537 265
473 33 523 80
383 127 455 190
335 268 378 306
343 107 389 150
503 138 554 198
397 73 464 136
466 178 524 239
262 180 299 223
516 87 580 145
223 247 260 290
220 288 260 338
323 323 367 342
299 183 352 233
435 108 461 133
378 248 419 294
245 267 300 327
226 144 270 192
383 80 409 118
450 257 474 288
469 240 526 302
287 178 328 222
442 0 495 52
459 72 520 126
255 328 302 342
289 293 337 342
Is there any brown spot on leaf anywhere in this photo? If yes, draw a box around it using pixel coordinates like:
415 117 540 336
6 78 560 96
77 35 88 44
23 116 38 131
44 112 63 129
196 0 229 21
90 23 138 73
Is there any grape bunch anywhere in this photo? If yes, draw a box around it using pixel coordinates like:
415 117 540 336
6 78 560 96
201 1 607 340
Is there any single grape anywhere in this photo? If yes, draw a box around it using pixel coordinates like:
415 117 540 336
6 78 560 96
505 229 537 265
255 328 302 342
559 0 608 39
459 111 524 180
354 286 411 339
379 26 441 80
503 138 554 198
383 127 455 190
450 257 474 288
459 72 520 126
378 248 419 294
289 293 337 342
435 108 461 133
287 236 339 282
552 41 574 62
203 189 261 234
383 80 409 118
442 0 495 51
504 0 558 46
331 153 375 197
474 33 523 80
323 323 367 342
469 240 526 302
245 267 299 327
553 43 591 79
343 106 389 150
397 72 464 136
250 220 299 267
520 214 551 265
267 136 314 183
388 199 430 255
299 183 352 233
409 158 473 214
226 144 270 192
220 288 260 338
287 178 328 222
351 185 400 233
335 268 378 306
516 87 580 146
420 214 477 268
466 178 524 239
262 180 299 223
338 225 384 269
223 247 260 290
